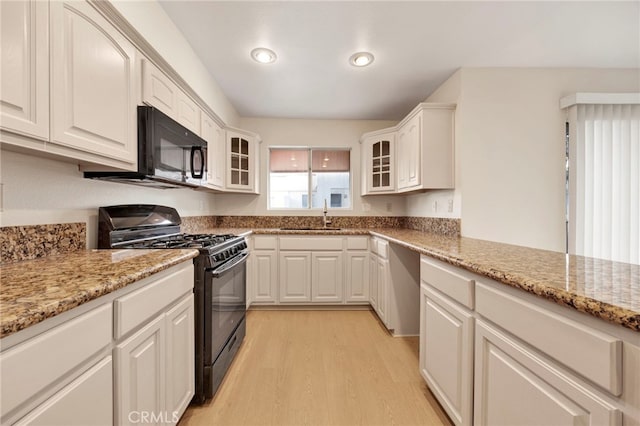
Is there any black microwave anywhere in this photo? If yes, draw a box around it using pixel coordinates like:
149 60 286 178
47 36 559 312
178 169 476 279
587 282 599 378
84 106 207 189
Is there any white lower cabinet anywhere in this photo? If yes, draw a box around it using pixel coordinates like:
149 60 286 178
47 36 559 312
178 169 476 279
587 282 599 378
369 254 378 311
116 315 165 426
250 236 279 304
311 252 343 302
279 251 312 303
114 264 195 426
375 256 389 325
419 255 636 426
0 261 195 426
14 356 113 426
420 285 473 426
345 251 369 303
420 255 475 426
276 236 347 304
474 319 620 426
164 295 195 424
367 237 421 335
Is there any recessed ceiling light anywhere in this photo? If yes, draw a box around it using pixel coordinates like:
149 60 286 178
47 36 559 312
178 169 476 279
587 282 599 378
349 52 374 67
251 47 277 64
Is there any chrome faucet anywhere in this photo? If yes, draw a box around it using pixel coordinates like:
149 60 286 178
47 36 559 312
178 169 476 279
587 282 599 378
322 199 332 228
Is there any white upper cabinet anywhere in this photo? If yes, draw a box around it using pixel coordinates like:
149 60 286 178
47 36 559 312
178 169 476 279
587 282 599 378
361 130 395 195
360 102 455 195
141 58 200 136
142 58 179 116
201 113 225 189
397 113 421 190
49 0 138 169
397 103 455 192
0 0 49 141
225 128 260 194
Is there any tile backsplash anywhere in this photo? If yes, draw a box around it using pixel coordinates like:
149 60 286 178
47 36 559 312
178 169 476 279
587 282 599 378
1 216 460 263
182 215 460 236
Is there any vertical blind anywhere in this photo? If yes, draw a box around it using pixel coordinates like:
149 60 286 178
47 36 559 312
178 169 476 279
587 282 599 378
571 103 640 264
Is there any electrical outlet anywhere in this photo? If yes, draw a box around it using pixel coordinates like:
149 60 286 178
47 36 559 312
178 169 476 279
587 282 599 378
432 201 438 212
362 202 371 212
448 199 454 213
386 202 392 212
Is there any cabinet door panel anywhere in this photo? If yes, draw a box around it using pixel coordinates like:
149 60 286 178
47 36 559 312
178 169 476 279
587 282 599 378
346 252 369 302
0 0 49 139
14 356 113 426
474 320 620 426
142 59 177 117
279 252 311 302
311 251 343 303
202 113 224 189
253 251 278 303
369 254 378 310
176 92 200 135
50 1 136 165
165 295 194 425
376 258 388 324
420 286 473 426
115 315 165 426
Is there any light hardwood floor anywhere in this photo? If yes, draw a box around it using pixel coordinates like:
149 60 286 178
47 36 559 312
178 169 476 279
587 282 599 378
180 309 452 426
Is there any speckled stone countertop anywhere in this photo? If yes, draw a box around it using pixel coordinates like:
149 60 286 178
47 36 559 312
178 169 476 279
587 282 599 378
369 229 640 332
0 249 199 338
194 226 640 331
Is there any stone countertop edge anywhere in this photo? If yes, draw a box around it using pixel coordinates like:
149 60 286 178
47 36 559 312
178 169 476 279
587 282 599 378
368 230 640 333
221 227 639 331
0 249 200 339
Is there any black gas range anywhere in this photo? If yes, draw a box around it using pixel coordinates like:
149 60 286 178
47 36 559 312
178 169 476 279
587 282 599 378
98 205 248 404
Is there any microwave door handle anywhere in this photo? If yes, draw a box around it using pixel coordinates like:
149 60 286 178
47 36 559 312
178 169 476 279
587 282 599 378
191 146 204 179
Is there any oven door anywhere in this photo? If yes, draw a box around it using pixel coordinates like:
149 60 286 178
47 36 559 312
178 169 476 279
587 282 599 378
205 252 248 364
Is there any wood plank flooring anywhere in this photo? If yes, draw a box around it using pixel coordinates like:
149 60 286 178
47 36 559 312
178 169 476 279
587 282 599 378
180 310 452 426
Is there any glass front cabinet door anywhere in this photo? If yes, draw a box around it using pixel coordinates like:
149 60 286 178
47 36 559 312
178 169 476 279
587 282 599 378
362 131 395 195
226 129 259 193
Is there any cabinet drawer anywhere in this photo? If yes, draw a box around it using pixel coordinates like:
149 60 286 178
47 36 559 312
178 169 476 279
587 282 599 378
420 256 474 309
114 263 193 339
14 356 113 426
476 281 622 395
346 236 368 250
279 236 343 251
254 236 278 250
0 304 112 419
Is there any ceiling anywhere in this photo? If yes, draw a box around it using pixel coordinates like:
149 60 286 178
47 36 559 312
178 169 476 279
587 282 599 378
158 1 639 121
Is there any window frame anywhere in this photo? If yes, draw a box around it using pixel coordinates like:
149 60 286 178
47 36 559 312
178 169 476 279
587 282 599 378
267 146 353 211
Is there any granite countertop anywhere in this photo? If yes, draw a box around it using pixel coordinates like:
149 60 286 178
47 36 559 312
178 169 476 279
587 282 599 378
205 227 640 331
0 249 199 338
2 226 637 336
369 229 640 332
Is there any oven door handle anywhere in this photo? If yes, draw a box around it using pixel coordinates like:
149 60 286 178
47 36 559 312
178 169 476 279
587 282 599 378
211 252 249 278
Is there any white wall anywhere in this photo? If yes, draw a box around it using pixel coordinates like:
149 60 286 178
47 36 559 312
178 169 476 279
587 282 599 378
0 151 216 248
213 117 402 216
406 68 640 252
111 0 239 126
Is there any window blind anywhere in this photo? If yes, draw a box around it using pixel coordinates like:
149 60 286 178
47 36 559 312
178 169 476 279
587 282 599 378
569 102 640 265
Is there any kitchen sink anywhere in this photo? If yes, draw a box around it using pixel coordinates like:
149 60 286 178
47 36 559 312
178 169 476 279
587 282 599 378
279 227 342 231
